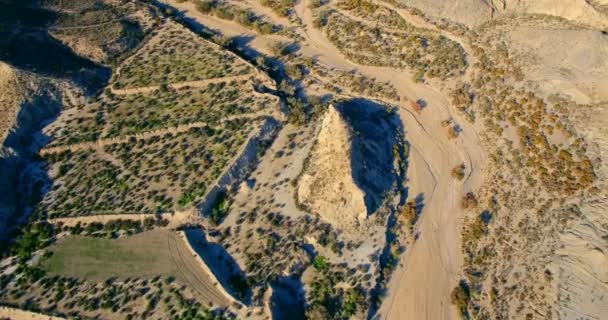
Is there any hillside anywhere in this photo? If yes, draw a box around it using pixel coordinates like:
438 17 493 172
401 0 608 29
0 0 607 319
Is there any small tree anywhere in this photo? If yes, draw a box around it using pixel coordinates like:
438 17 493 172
451 280 470 317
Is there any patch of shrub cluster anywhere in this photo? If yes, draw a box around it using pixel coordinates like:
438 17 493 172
318 1 467 80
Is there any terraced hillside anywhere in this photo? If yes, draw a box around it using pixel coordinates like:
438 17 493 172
0 2 280 319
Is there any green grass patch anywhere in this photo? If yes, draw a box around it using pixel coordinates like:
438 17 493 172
42 230 178 281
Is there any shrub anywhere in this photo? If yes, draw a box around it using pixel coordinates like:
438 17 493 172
447 126 459 139
309 0 324 8
450 280 470 317
451 164 465 180
268 41 291 56
313 10 330 28
313 256 329 271
401 201 417 228
461 192 478 210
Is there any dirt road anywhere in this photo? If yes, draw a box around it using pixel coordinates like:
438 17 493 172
0 307 65 320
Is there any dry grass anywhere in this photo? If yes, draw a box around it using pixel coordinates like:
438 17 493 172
43 229 178 281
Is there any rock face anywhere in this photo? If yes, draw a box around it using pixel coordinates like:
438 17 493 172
297 105 368 231
297 101 399 232
405 0 491 27
506 27 608 104
501 0 608 30
404 0 608 29
0 63 20 145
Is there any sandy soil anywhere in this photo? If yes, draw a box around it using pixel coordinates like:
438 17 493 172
400 0 608 29
506 25 608 104
0 306 65 320
0 63 21 145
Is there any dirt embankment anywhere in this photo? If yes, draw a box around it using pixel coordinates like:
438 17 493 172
197 117 281 216
0 306 64 320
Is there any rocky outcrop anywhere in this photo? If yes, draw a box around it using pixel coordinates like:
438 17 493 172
404 0 608 29
297 105 368 231
0 63 21 145
297 101 400 233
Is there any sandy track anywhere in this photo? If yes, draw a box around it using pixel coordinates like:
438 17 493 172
47 210 199 229
110 74 255 95
161 0 291 56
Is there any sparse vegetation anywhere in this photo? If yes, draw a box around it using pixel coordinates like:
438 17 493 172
319 3 466 80
114 23 252 89
260 0 295 17
41 119 258 217
194 0 282 35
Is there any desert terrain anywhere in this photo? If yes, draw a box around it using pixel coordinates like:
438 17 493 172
0 0 606 319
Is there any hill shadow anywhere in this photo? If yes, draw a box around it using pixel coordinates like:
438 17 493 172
0 0 110 88
184 228 252 305
335 98 404 215
270 275 306 320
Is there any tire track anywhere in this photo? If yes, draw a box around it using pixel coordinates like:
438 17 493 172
166 231 228 307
